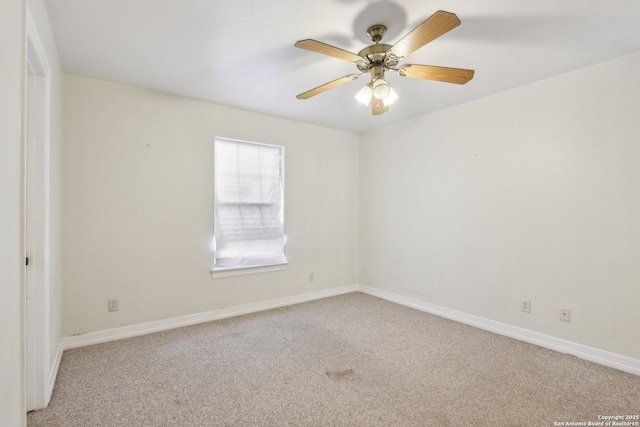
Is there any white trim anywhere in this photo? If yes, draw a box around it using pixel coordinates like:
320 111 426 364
25 6 53 412
45 341 63 407
357 285 640 376
62 285 359 350
211 262 287 278
215 136 283 150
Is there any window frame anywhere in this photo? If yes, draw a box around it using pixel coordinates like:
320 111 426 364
211 137 287 278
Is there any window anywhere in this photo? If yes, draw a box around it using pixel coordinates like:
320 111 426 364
213 137 286 273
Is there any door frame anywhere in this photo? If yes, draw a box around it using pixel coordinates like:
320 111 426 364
24 7 52 412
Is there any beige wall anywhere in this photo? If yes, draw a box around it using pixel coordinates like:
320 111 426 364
63 75 359 336
64 52 640 361
360 51 640 360
0 0 26 424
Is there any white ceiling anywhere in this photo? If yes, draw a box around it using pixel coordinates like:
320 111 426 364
44 0 640 134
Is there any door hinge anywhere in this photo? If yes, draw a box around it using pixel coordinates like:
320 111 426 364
26 257 29 266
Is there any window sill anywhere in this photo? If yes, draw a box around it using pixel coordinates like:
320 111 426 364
211 262 288 279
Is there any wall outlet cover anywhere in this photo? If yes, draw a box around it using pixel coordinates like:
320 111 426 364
108 299 119 312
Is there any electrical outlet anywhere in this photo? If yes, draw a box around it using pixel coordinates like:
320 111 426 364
108 299 119 312
559 307 570 322
309 272 314 282
521 300 531 313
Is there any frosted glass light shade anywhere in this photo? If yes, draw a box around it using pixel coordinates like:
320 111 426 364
372 78 390 100
355 85 372 106
382 88 399 106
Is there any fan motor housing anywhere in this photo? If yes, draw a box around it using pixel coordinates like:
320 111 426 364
358 44 392 61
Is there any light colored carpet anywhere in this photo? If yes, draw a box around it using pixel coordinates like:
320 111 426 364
28 293 640 426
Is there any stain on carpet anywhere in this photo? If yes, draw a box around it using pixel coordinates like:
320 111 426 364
325 368 354 379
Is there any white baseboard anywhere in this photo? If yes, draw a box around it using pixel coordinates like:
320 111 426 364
357 284 640 376
58 283 639 378
62 285 359 351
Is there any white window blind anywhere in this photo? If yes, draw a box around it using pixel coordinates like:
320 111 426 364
213 138 286 270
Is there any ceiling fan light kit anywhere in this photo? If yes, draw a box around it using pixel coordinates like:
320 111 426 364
295 10 474 116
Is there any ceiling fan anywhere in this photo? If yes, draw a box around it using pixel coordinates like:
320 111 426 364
295 10 474 116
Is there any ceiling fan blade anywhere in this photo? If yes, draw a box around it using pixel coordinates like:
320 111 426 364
398 64 474 85
371 97 389 116
296 74 362 100
295 39 362 62
390 11 461 58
